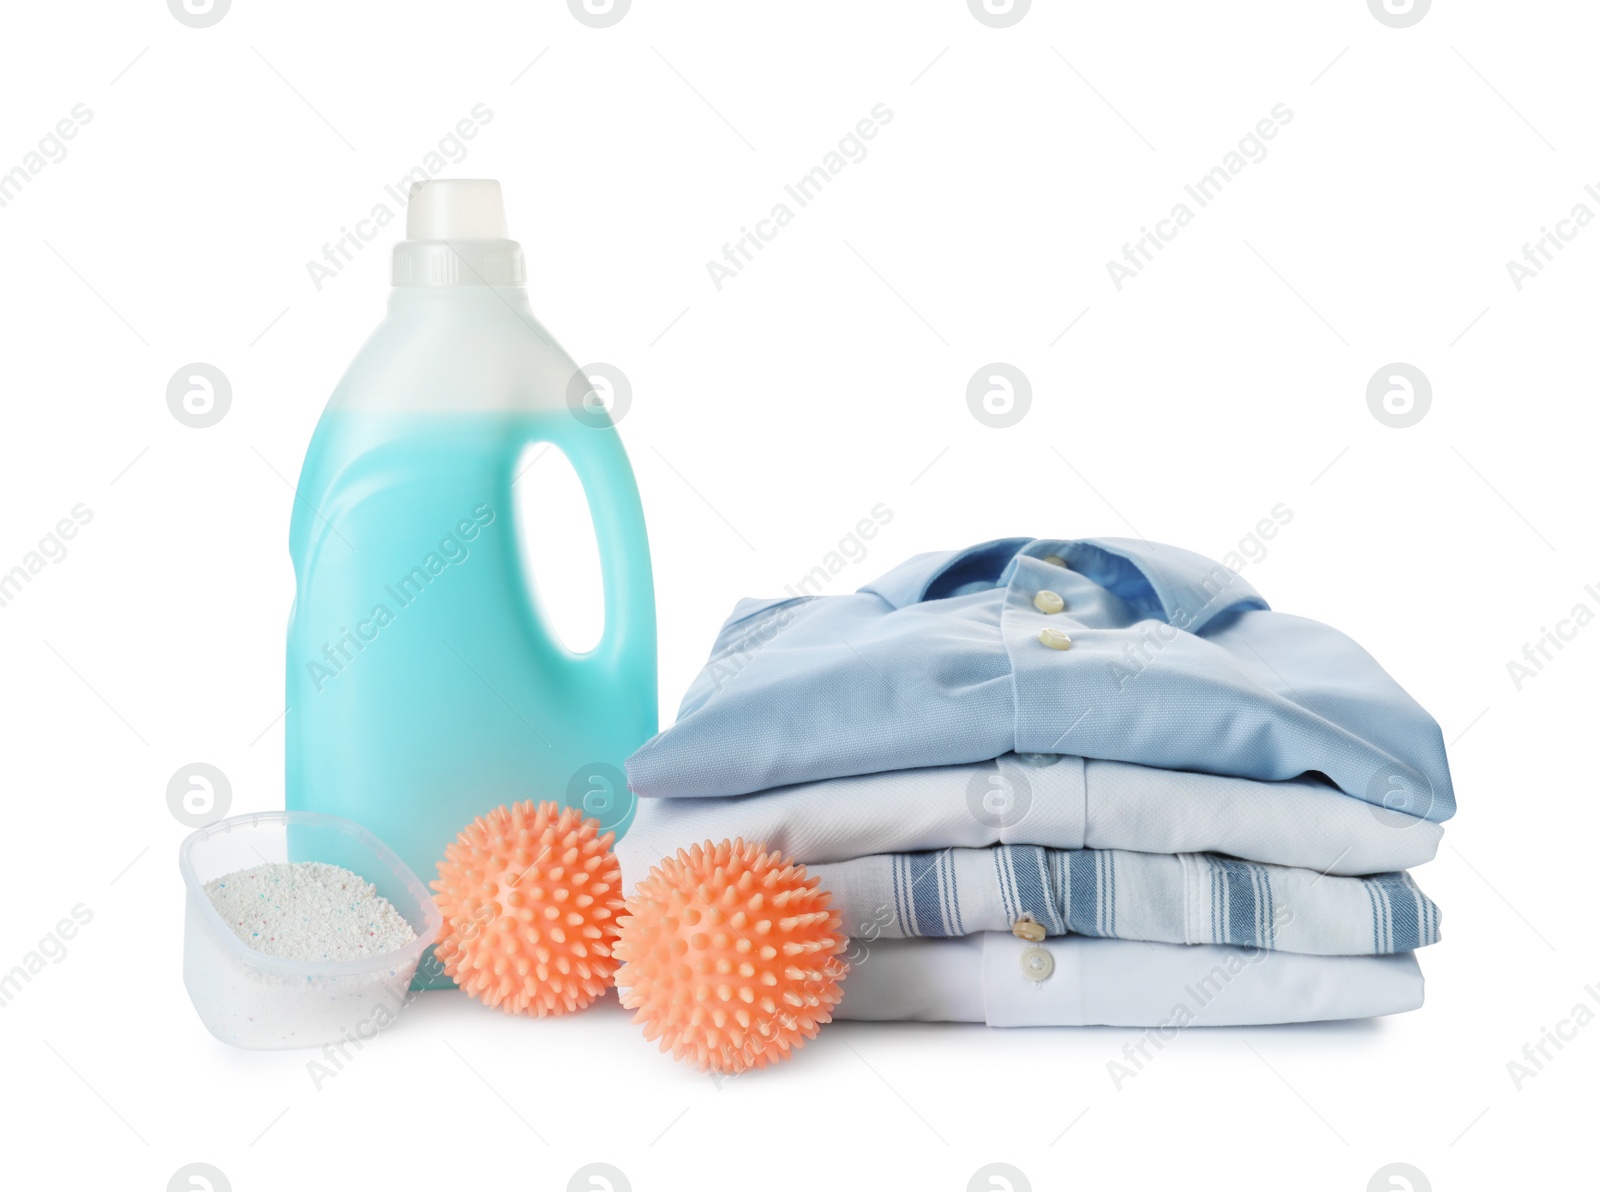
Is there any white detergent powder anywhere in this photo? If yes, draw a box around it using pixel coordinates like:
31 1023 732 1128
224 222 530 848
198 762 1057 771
205 861 416 962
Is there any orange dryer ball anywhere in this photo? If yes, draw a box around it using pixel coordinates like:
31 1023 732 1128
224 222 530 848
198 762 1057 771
431 801 623 1017
614 838 847 1075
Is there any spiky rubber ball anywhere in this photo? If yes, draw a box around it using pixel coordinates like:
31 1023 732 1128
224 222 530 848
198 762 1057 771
614 838 847 1074
431 800 622 1016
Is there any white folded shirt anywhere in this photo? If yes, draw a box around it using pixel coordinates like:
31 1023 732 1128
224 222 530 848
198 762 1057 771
835 934 1425 1026
617 753 1442 885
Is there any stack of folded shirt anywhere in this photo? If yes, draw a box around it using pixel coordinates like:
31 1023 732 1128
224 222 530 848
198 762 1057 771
617 537 1453 1028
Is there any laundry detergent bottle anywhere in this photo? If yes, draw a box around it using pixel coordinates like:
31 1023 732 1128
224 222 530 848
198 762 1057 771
285 180 655 985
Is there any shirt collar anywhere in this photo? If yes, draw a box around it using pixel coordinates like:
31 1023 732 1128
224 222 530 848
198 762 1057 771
860 536 1268 633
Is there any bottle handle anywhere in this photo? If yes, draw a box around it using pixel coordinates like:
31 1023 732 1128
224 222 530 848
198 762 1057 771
530 420 657 679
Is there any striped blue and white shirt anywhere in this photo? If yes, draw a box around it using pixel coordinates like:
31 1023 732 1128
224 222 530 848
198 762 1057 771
812 845 1440 957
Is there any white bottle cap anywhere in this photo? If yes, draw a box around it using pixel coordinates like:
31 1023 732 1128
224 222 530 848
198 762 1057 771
393 179 525 286
406 179 508 240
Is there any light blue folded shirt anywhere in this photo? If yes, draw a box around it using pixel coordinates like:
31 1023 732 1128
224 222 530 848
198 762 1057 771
626 537 1454 822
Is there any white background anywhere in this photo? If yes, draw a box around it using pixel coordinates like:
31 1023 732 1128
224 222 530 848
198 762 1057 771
0 1 1593 1189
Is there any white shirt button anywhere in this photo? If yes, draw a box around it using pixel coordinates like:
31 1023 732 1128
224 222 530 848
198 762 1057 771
1020 945 1054 981
1033 590 1064 614
1017 752 1058 767
1041 555 1067 568
1038 627 1073 650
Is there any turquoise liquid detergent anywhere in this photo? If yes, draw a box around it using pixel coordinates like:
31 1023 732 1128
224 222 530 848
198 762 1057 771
284 182 655 987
